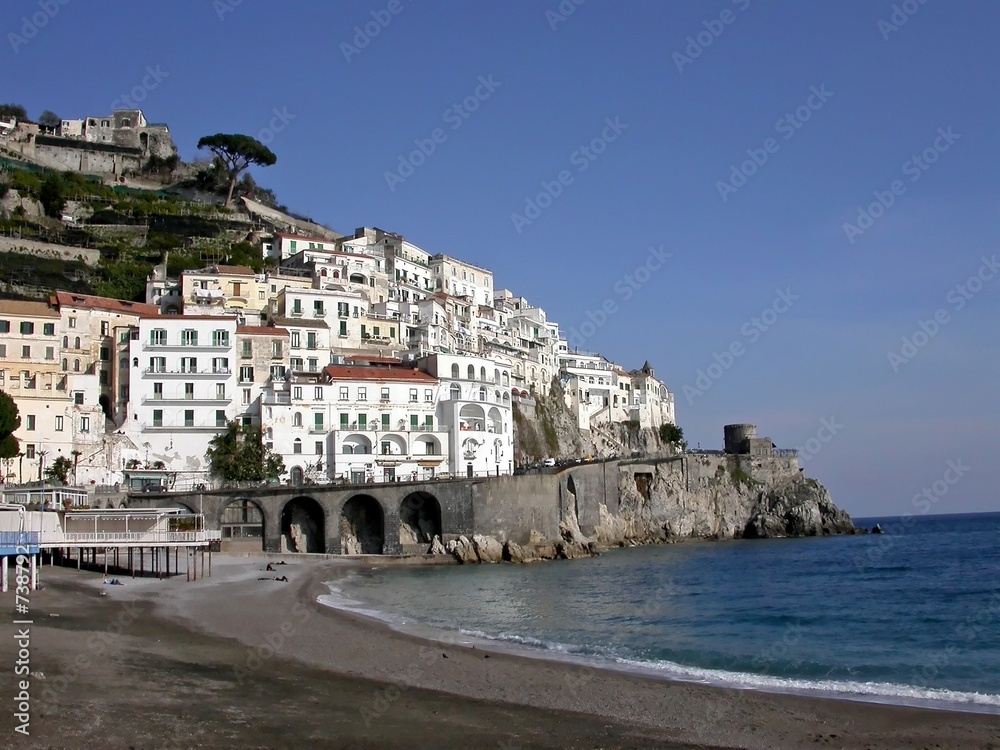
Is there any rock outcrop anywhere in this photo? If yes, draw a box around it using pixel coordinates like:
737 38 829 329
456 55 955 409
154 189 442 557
743 479 855 538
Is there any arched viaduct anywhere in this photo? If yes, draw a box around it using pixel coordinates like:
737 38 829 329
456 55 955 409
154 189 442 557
128 458 680 555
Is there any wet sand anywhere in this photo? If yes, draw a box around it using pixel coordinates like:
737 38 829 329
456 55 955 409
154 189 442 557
2 556 999 749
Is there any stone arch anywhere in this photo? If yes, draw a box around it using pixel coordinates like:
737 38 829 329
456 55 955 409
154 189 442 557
399 492 442 548
487 406 502 434
289 466 304 485
280 496 325 553
220 498 265 545
460 403 485 431
414 433 442 456
378 434 407 455
340 495 384 554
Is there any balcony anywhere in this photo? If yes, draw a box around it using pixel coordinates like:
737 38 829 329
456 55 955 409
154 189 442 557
142 421 228 432
261 394 291 405
142 368 231 377
142 396 232 405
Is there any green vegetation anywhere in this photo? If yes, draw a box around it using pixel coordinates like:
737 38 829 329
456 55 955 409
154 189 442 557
45 455 72 485
38 110 60 129
206 422 285 482
658 423 686 449
729 457 757 488
39 173 66 217
0 104 28 120
196 133 277 207
0 390 20 461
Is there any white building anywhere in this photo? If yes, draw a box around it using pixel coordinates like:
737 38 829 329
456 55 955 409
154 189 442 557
126 315 239 480
430 254 494 307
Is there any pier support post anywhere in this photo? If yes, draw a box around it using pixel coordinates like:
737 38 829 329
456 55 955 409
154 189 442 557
1 555 7 593
30 554 37 590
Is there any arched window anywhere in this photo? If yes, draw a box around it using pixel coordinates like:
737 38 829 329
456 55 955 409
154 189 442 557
495 390 501 402
502 392 510 404
467 365 475 380
494 369 500 384
293 412 302 427
451 363 459 379
74 336 81 349
480 366 486 381
502 372 509 387
73 359 80 372
265 427 273 439
62 336 68 348
293 438 302 454
450 383 461 400
61 358 67 371
530 366 536 379
479 386 487 402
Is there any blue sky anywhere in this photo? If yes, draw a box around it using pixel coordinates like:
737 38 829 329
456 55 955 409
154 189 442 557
5 0 999 517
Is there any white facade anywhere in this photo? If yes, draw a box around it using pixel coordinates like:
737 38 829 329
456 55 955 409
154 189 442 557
126 316 239 479
431 254 494 307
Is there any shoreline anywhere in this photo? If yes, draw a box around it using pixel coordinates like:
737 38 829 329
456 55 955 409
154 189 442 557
3 557 1000 749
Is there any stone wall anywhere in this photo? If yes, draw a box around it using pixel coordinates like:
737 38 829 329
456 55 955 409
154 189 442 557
0 238 101 265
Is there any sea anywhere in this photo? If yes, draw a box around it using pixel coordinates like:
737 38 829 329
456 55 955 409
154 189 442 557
320 512 1000 713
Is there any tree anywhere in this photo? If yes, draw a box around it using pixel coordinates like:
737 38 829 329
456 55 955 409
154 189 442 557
206 422 284 482
196 133 276 207
45 455 72 485
658 423 686 449
39 173 66 218
38 110 60 129
0 104 28 121
0 390 20 462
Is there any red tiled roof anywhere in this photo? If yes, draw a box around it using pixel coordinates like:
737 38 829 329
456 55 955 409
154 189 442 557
345 356 402 364
275 232 337 244
139 314 238 321
323 365 437 383
0 299 58 317
237 326 289 336
52 291 159 316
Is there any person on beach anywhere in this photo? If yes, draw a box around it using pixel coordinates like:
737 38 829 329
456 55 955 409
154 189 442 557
266 563 275 571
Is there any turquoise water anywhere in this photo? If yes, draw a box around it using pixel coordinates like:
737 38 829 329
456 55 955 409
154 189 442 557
322 512 1000 712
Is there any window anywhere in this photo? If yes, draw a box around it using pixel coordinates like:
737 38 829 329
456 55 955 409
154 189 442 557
306 332 317 349
450 383 461 399
381 441 391 455
293 412 302 427
358 414 367 428
259 290 266 301
425 415 433 428
212 357 229 373
338 302 349 318
73 359 80 372
293 439 302 454
99 370 108 385
216 410 226 427
313 300 324 317
43 323 55 336
150 357 166 372
307 358 318 372
410 414 419 429
150 329 166 345
25 445 35 459
357 387 367 401
339 386 349 401
101 321 109 336
272 341 282 358
338 321 347 337
381 387 390 401
100 346 110 361
74 336 81 349
315 441 323 455
481 366 487 381
185 383 195 400
293 386 303 400
425 389 433 402
313 413 324 431
340 413 349 428
45 346 54 360
291 299 302 315
0 321 8 333
241 341 252 358
20 322 34 335
152 410 164 427
184 410 194 427
467 365 475 380
409 388 418 402
74 392 84 405
55 416 63 431
80 416 90 433
68 317 76 329
239 365 253 383
290 357 303 370
216 383 226 400
269 365 285 380
314 386 323 401
0 345 5 357
291 331 300 348
181 357 198 373
242 388 251 405
21 345 30 358
181 329 198 346
153 383 163 399
381 413 390 429
212 330 230 347
26 415 35 431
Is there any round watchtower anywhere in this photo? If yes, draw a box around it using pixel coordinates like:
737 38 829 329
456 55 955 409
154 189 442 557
724 424 756 454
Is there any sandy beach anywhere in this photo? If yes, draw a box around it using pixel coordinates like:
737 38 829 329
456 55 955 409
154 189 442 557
2 555 999 749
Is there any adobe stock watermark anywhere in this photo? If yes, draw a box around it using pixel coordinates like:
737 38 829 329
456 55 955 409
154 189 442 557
546 0 586 30
842 126 960 244
384 75 502 192
717 85 833 202
341 0 406 63
673 0 751 72
854 458 970 572
256 106 296 145
878 0 930 40
510 116 627 234
110 65 169 111
8 0 72 53
564 245 672 349
232 600 312 684
213 0 243 21
683 288 798 404
887 254 999 372
795 417 843 466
